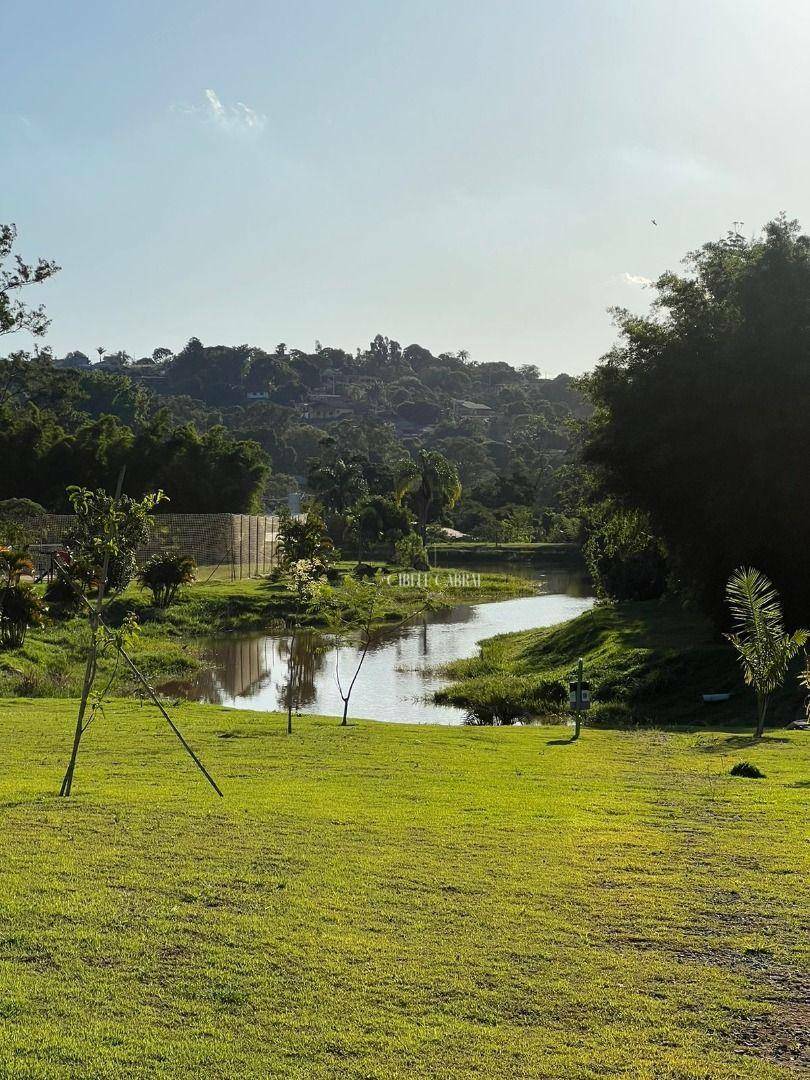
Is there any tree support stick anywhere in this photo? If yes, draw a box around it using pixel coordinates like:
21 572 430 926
59 639 96 796
114 643 224 796
53 550 223 798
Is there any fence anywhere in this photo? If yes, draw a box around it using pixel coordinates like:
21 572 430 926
28 513 282 581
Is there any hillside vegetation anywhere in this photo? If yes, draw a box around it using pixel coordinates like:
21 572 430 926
1 338 585 536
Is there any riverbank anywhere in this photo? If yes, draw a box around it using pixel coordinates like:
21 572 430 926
437 598 802 728
431 540 582 565
0 569 534 699
1 698 806 1077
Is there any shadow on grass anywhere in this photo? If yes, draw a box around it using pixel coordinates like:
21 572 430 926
693 733 794 753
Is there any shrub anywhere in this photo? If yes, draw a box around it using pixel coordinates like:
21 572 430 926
14 655 71 696
352 562 378 581
583 505 668 602
288 557 329 603
138 552 197 608
0 584 45 648
277 507 334 568
436 674 566 726
394 532 429 570
730 761 766 779
43 575 84 619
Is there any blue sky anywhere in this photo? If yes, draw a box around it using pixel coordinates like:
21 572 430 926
4 0 810 373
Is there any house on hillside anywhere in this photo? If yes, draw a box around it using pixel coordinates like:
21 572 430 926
299 392 356 422
128 364 167 383
451 399 492 421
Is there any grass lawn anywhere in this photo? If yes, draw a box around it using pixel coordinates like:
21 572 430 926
0 698 806 1078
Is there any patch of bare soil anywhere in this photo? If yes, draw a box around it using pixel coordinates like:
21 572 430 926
627 794 809 1071
729 959 809 1072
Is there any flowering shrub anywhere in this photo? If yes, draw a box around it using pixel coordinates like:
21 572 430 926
289 558 329 603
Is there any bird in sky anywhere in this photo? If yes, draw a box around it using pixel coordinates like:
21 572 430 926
651 219 658 226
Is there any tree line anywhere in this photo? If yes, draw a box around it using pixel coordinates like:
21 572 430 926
578 213 810 626
2 221 584 530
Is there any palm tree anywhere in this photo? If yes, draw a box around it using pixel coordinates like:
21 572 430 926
308 456 368 515
394 450 461 540
725 567 808 738
0 546 33 589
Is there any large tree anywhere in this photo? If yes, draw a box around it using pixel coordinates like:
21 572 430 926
582 215 810 622
0 224 59 343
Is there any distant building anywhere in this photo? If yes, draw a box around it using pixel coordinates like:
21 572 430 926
53 351 91 370
299 392 356 422
452 399 492 418
128 364 166 382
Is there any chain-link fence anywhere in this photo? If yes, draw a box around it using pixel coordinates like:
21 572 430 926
28 513 282 581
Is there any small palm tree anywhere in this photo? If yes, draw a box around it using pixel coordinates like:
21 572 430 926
725 567 808 738
0 546 41 649
0 546 34 589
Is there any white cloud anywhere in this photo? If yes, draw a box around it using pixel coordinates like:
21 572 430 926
173 89 267 135
621 272 653 287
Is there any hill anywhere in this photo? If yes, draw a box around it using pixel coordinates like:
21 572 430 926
38 336 588 531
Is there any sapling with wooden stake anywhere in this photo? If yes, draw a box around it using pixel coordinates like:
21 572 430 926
54 554 224 797
573 657 583 741
57 477 223 797
60 469 130 797
320 575 438 727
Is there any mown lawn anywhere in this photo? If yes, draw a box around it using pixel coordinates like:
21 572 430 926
0 699 806 1078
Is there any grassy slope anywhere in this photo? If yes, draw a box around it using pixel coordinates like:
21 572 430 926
432 541 582 561
0 570 531 699
439 598 801 728
0 699 807 1078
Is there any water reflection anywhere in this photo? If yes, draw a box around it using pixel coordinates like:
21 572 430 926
163 571 594 725
277 631 327 712
433 557 591 596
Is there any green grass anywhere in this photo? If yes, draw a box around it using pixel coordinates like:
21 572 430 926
0 699 806 1077
438 598 797 729
0 620 200 699
1 570 532 700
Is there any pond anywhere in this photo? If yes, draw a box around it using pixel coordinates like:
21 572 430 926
162 568 594 725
